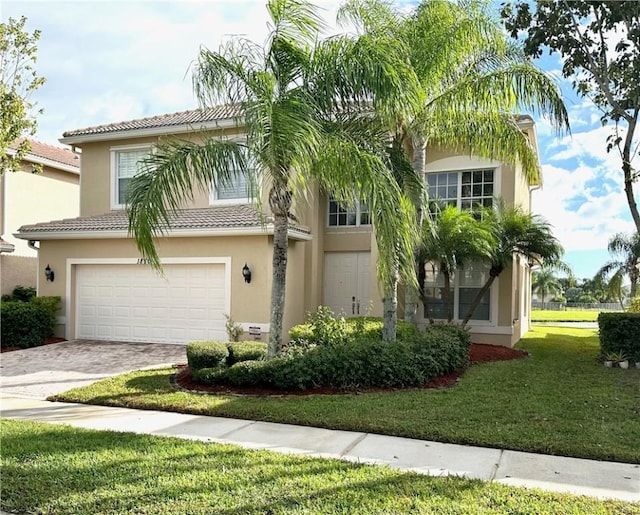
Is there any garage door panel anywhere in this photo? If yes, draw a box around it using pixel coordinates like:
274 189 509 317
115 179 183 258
76 263 227 344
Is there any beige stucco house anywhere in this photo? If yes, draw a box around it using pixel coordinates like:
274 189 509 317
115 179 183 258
1 139 80 295
16 107 537 347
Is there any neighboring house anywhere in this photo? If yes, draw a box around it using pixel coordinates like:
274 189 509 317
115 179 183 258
1 139 80 295
16 108 537 346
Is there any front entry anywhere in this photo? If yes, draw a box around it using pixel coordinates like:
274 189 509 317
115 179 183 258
323 252 370 317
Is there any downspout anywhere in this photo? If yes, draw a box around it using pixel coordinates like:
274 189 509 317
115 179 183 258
28 240 40 293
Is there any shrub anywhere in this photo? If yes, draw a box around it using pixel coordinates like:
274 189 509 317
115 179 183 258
2 285 37 303
30 296 61 337
203 325 471 391
598 312 640 362
227 341 267 365
224 314 244 342
627 297 640 313
186 341 229 371
1 301 50 348
192 366 228 385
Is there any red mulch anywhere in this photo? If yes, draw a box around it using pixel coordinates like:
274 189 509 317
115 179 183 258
174 343 528 397
0 337 66 353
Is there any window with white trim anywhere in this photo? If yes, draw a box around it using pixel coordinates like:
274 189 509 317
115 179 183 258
427 169 494 212
111 145 151 208
327 198 371 227
210 147 254 204
423 261 491 322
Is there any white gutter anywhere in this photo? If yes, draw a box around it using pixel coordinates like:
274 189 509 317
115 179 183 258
59 118 240 145
14 225 312 242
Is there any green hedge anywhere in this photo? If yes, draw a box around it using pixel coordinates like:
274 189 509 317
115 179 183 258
598 312 640 362
201 325 470 391
186 341 229 370
227 342 267 365
1 302 50 348
31 296 61 337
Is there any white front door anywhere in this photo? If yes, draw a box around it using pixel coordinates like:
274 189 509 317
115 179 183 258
75 263 228 344
323 252 370 317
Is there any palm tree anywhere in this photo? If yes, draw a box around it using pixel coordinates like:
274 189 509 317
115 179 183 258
532 266 564 310
126 0 420 357
460 202 567 326
339 0 569 325
595 232 640 301
417 205 495 323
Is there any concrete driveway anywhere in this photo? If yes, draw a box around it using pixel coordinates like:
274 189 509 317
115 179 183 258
0 340 187 399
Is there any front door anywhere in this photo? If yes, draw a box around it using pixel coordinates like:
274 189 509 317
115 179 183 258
323 252 370 317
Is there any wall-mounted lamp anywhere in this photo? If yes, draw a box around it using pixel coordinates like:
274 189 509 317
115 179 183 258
44 264 55 282
242 263 252 284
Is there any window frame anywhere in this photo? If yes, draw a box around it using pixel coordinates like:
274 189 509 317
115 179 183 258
110 144 153 210
326 197 372 228
209 140 255 206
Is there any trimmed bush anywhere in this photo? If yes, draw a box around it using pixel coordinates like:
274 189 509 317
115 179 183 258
1 301 50 348
31 296 61 337
1 285 37 303
199 324 471 391
186 341 229 371
192 366 228 384
628 297 640 314
598 312 640 362
227 341 267 365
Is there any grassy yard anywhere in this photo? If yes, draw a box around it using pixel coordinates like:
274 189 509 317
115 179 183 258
531 309 613 322
2 420 637 515
52 326 640 464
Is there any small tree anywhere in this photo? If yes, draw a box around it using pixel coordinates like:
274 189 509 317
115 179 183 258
532 266 564 310
595 232 640 300
0 16 45 175
460 202 566 325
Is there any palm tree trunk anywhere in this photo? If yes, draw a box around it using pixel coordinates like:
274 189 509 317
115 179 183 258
461 276 496 328
404 137 426 325
268 186 292 359
382 272 398 341
443 271 454 322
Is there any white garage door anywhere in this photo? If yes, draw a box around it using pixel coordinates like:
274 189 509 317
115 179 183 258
76 263 228 344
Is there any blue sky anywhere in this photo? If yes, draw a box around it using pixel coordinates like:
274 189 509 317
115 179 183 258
4 0 638 280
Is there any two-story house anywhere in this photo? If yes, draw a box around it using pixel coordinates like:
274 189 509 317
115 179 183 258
16 107 537 346
1 139 80 295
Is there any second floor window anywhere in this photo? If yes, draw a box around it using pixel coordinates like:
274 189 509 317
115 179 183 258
328 198 371 227
111 145 151 208
210 146 255 205
427 169 495 212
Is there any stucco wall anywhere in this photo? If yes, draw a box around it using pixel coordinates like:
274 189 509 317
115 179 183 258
2 166 79 256
0 255 37 296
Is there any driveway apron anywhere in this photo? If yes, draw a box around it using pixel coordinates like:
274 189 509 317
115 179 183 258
0 340 187 399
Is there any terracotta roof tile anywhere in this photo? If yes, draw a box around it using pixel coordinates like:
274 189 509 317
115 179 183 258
11 138 80 169
17 205 309 235
62 105 243 138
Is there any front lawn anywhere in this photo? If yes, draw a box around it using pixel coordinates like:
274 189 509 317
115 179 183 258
2 420 636 515
52 327 640 463
531 309 610 322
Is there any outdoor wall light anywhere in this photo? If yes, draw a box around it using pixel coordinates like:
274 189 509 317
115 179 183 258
44 264 55 282
242 263 252 284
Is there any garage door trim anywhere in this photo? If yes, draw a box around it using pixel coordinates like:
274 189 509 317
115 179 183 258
66 257 232 341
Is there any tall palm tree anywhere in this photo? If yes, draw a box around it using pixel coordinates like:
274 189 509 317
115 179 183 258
417 205 495 323
460 202 567 326
532 266 564 310
339 0 569 325
595 232 640 301
126 0 421 357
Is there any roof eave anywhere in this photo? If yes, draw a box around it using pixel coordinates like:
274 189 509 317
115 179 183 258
6 148 80 174
14 226 312 242
59 118 242 145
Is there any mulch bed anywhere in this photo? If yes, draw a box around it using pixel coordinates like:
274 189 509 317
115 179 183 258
174 343 529 397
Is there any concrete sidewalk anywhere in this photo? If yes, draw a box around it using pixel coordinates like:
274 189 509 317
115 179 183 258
1 395 638 503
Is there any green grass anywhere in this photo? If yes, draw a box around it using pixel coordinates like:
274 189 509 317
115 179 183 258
2 420 637 515
531 309 613 322
52 327 640 464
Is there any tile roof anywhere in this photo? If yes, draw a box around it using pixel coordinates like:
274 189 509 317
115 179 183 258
62 105 243 138
17 205 309 235
11 138 80 169
0 237 15 253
